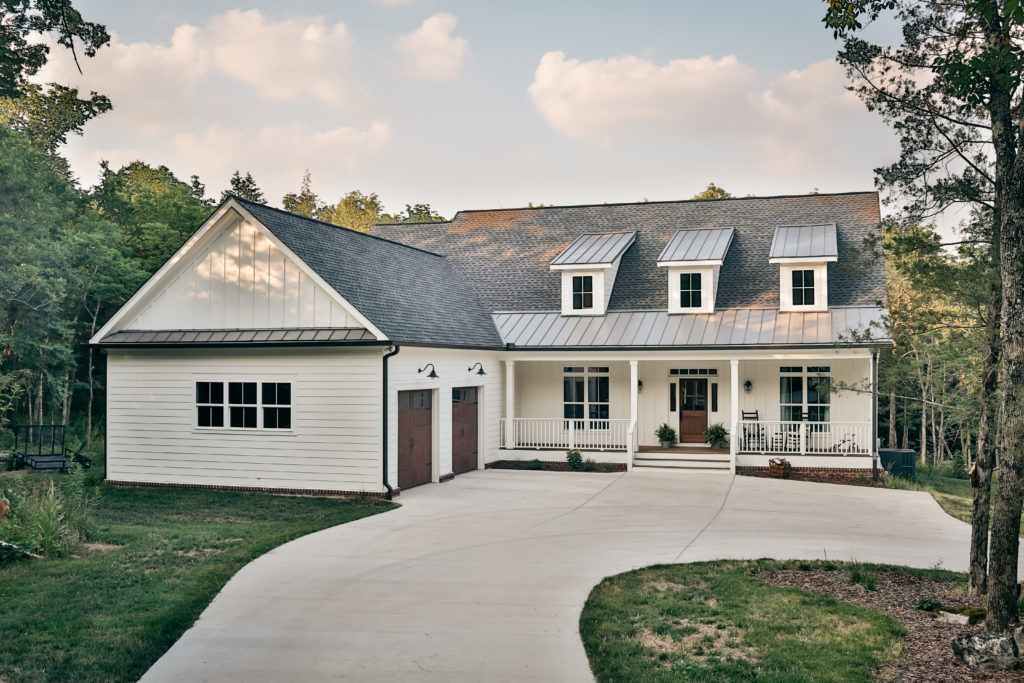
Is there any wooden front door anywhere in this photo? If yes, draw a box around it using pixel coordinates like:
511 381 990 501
451 387 479 475
398 390 432 489
678 378 708 442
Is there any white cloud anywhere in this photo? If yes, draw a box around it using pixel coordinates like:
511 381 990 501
528 51 757 145
395 13 468 80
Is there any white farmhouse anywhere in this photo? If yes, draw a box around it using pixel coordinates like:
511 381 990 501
92 192 890 496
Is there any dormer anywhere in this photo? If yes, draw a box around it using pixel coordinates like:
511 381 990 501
769 224 837 312
657 228 734 314
551 231 636 316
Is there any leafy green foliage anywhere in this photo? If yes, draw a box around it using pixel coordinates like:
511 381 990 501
702 423 728 448
691 182 732 200
655 423 677 442
566 449 583 471
0 466 98 557
220 170 265 204
281 169 323 219
321 189 386 232
916 597 943 612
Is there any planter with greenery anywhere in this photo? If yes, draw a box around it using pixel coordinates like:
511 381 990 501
769 457 792 479
702 423 728 449
655 424 677 448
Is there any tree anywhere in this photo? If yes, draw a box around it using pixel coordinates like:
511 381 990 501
381 203 446 223
0 0 109 99
691 182 732 200
320 190 385 232
281 169 322 219
825 0 1024 630
220 170 265 204
92 161 214 277
0 83 110 156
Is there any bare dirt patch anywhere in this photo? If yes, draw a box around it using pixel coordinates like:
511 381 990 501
81 542 123 553
760 569 1024 682
635 620 755 666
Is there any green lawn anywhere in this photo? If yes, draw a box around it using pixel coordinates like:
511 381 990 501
0 481 394 682
580 560 909 682
884 470 1024 533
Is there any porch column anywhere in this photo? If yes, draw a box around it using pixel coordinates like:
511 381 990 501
504 360 515 449
729 359 739 474
628 359 638 470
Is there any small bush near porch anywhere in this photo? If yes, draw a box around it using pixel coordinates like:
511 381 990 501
0 478 394 682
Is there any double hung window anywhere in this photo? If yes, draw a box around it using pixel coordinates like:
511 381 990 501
196 381 292 430
563 366 610 429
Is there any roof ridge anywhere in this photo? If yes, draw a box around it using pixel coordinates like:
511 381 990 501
230 195 445 258
450 190 878 216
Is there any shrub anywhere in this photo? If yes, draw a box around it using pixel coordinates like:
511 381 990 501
655 424 677 443
583 458 597 472
702 423 728 448
0 466 99 558
848 565 877 591
916 597 943 612
566 450 583 471
527 458 544 470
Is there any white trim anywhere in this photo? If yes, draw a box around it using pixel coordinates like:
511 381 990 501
550 262 614 271
779 263 828 313
665 265 717 315
91 199 388 344
657 259 724 268
769 256 838 265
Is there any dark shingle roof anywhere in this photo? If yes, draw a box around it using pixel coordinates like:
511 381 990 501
234 198 502 347
371 192 885 313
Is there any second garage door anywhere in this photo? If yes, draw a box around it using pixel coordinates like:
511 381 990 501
398 390 432 489
452 387 479 475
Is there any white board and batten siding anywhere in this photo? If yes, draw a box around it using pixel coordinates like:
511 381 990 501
386 347 505 485
125 213 363 331
106 347 384 492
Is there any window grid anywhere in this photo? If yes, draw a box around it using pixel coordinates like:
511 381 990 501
779 367 830 425
792 269 815 306
572 275 594 310
196 381 292 430
679 272 702 308
563 366 610 429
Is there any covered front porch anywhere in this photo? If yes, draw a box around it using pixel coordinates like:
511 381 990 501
498 350 878 471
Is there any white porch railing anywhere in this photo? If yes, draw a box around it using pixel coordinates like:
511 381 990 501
499 418 631 451
737 420 871 456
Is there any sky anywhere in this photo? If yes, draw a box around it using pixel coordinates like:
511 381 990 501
40 0 909 219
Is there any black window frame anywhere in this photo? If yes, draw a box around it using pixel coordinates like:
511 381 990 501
195 380 293 431
571 275 594 310
791 269 815 306
679 272 702 308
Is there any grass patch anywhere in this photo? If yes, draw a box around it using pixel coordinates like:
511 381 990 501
883 469 1024 533
0 480 394 682
581 559 908 682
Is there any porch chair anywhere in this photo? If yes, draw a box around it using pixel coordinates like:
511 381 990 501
740 410 764 451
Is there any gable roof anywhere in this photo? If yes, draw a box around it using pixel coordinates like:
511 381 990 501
230 198 502 347
551 231 636 266
658 227 734 263
371 192 885 314
769 224 838 260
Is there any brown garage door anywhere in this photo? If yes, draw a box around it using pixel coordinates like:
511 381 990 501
398 390 432 489
452 387 479 475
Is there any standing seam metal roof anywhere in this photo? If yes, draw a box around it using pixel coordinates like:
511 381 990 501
550 231 636 265
769 224 839 259
658 227 735 262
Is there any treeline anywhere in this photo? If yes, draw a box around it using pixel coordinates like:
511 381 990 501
0 91 442 445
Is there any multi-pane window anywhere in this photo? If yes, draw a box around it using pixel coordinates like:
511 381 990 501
196 381 224 428
572 275 593 310
779 366 830 423
680 272 702 308
196 381 292 430
792 269 815 306
262 383 292 429
563 366 610 428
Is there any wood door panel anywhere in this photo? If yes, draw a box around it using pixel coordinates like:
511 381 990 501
678 379 708 442
452 387 479 475
398 390 432 489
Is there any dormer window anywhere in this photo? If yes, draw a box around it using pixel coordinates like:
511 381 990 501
791 269 814 306
680 273 702 308
572 275 594 310
551 231 636 316
770 224 836 312
658 227 733 315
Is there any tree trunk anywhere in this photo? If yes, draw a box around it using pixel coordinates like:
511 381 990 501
970 281 1001 598
86 303 99 448
982 2 1023 633
889 389 897 448
920 376 928 465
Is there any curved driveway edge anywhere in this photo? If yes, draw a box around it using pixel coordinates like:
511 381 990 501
143 470 977 682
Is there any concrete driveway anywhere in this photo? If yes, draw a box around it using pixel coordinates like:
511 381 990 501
143 471 972 682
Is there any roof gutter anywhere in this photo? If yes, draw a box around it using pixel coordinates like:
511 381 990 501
381 345 400 500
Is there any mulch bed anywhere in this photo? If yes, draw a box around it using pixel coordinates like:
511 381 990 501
485 459 625 472
759 568 1024 681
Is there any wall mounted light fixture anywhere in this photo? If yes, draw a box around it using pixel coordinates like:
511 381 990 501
468 362 486 376
637 380 643 392
418 363 439 379
744 380 752 393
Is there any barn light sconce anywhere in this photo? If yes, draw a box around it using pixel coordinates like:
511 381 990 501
637 380 643 392
468 362 486 376
744 380 752 393
418 363 439 379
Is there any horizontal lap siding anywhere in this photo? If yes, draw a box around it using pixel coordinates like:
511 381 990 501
106 348 383 492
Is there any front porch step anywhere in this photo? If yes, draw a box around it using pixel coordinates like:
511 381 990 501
632 463 731 473
633 454 731 471
634 451 731 463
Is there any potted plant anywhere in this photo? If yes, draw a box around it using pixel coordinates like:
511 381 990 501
768 457 792 479
655 424 677 448
702 423 728 449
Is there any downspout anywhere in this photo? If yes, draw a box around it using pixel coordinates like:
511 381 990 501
871 348 879 480
382 345 400 500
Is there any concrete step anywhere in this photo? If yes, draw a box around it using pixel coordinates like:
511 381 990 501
633 457 731 469
631 464 731 473
634 451 729 462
